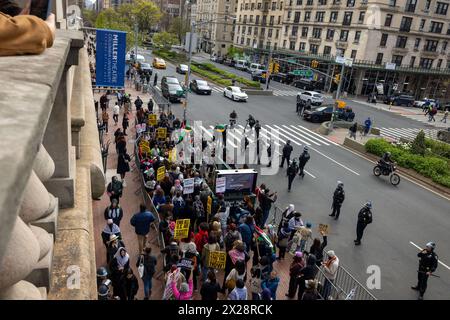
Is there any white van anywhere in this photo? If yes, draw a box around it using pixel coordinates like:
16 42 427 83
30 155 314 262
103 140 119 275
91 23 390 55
247 63 265 73
235 60 250 71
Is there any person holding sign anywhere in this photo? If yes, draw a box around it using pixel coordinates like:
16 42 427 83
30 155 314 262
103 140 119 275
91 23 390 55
171 267 194 300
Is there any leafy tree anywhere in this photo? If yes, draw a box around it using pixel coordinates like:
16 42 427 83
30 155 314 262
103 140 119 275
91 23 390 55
411 130 426 156
82 8 98 27
227 45 244 58
169 17 191 44
152 32 178 49
94 1 162 50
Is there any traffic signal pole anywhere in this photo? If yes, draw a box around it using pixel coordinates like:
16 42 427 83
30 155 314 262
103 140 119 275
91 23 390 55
265 48 273 90
328 62 345 134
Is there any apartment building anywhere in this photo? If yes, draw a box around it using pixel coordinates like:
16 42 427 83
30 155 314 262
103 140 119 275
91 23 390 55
233 0 450 99
195 0 236 56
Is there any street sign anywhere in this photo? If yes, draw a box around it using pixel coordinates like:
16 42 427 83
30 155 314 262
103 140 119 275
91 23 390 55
288 59 296 63
385 62 396 70
335 56 353 67
291 69 313 77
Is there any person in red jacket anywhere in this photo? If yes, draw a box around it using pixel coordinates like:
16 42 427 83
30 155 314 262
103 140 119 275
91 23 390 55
194 222 209 253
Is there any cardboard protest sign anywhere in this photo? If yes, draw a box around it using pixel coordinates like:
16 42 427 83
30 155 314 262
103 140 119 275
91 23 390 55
174 219 190 239
157 127 167 139
157 166 166 181
207 251 226 269
215 177 226 193
177 258 193 270
148 114 157 126
318 224 330 236
183 178 194 194
139 140 151 154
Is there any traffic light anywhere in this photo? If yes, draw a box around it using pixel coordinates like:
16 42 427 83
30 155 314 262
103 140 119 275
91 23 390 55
334 73 341 84
273 63 280 73
311 60 319 68
268 62 274 73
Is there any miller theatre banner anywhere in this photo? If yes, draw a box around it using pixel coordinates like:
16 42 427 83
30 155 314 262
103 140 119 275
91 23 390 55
95 29 126 88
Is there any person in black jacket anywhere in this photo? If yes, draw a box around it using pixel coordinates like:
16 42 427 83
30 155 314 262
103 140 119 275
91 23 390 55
298 146 310 179
411 242 438 300
330 181 345 220
137 247 157 299
104 199 124 226
200 270 221 300
297 254 317 300
287 159 299 192
107 176 123 203
308 233 328 269
280 140 293 168
119 268 139 300
354 202 373 245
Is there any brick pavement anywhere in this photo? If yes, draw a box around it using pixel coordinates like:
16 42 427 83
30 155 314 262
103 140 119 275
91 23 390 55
92 81 297 300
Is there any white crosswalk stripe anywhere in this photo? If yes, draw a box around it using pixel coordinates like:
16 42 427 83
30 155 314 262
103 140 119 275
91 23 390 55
210 86 224 93
273 90 298 97
380 128 439 141
198 123 334 148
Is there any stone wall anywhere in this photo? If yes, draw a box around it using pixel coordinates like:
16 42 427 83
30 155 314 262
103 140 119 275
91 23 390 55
0 30 103 300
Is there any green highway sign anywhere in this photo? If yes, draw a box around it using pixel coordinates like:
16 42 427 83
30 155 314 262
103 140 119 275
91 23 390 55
291 69 314 77
288 59 296 63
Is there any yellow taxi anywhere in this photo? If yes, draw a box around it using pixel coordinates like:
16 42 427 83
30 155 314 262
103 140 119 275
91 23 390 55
152 57 166 69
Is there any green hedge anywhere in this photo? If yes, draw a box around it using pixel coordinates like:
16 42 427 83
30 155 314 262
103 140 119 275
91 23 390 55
193 62 260 88
365 139 450 188
425 138 450 160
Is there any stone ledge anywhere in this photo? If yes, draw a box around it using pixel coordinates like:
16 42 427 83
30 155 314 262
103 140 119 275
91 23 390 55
244 89 273 96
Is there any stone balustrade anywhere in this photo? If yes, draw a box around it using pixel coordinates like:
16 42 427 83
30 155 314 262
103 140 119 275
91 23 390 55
0 30 104 300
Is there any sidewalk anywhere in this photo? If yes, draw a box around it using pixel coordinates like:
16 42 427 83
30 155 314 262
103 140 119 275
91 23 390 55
348 98 449 129
92 82 296 300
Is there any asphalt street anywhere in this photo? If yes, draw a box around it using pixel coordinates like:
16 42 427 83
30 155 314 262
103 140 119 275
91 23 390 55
139 49 450 300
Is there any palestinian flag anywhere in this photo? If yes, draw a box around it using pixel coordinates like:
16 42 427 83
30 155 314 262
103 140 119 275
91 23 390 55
254 225 275 252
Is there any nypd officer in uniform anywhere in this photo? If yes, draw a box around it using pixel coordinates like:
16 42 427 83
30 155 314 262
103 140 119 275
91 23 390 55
412 242 438 300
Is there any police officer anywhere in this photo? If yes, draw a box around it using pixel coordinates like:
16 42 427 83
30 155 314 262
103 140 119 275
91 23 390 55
266 140 272 167
330 181 345 220
354 201 373 245
280 140 293 168
254 120 261 139
298 146 310 179
287 159 299 192
412 242 438 300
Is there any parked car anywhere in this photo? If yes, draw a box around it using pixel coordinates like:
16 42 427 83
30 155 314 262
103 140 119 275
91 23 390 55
126 52 145 63
152 57 166 69
161 76 185 102
224 58 236 67
413 99 436 109
247 63 265 74
271 72 295 84
235 60 250 71
190 79 212 95
303 105 334 123
137 62 153 75
297 91 324 106
292 78 324 91
384 94 414 107
210 56 218 62
176 64 189 74
216 56 225 64
223 86 248 102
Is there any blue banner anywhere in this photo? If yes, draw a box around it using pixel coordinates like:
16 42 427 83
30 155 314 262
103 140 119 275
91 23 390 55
95 29 126 87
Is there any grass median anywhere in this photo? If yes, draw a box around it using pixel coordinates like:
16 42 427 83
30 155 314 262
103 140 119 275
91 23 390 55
365 135 450 188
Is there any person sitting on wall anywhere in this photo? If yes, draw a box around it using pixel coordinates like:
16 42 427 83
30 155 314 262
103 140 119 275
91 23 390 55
0 0 55 56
